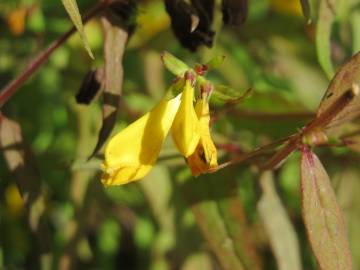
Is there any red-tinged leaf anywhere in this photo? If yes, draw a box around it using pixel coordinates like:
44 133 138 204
258 171 302 270
316 51 360 133
90 4 135 158
300 147 352 270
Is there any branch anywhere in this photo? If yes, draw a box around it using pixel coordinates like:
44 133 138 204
0 2 106 108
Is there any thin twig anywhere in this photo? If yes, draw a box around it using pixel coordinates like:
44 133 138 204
0 2 106 108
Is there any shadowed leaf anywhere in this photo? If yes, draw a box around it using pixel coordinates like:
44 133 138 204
76 69 103 105
300 0 312 23
0 114 51 258
178 170 261 270
61 0 94 59
257 171 302 270
316 0 336 78
300 147 352 270
221 0 248 26
165 0 215 51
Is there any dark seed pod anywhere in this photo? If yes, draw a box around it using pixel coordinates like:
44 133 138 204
165 0 215 51
76 69 102 105
106 0 137 34
222 0 248 26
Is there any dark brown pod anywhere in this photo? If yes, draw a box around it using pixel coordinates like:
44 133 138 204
76 69 101 105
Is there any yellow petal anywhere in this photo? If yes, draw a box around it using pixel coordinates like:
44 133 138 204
187 98 218 176
102 94 181 186
171 79 200 157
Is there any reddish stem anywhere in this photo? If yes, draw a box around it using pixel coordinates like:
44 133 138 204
0 2 106 108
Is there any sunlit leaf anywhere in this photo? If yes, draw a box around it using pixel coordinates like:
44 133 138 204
316 51 360 133
205 55 226 70
61 0 94 59
161 51 190 77
258 171 302 270
300 147 352 270
316 0 336 78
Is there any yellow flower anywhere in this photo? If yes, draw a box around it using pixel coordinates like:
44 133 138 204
186 94 218 176
102 75 201 186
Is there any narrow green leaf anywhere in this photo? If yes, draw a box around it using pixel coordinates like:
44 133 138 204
212 85 251 103
161 51 190 76
61 0 94 59
316 0 336 78
177 170 261 270
351 10 360 54
300 147 352 270
258 171 302 270
337 169 360 269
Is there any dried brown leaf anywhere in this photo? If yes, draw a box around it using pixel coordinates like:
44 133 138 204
300 147 352 270
90 14 130 157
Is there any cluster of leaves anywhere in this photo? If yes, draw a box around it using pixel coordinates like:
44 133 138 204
1 0 360 270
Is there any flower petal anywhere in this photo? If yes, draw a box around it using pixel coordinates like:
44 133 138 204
102 94 181 185
187 98 218 176
171 79 200 157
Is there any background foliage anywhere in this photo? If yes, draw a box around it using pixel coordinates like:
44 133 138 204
1 0 360 269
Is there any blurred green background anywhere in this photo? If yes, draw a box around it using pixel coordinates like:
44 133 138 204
1 0 360 269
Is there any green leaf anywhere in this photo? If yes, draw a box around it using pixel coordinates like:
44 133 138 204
161 51 189 76
212 85 251 103
316 0 336 78
258 171 302 270
61 0 94 59
300 147 352 270
205 55 226 70
337 169 360 270
177 170 261 270
350 10 360 54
